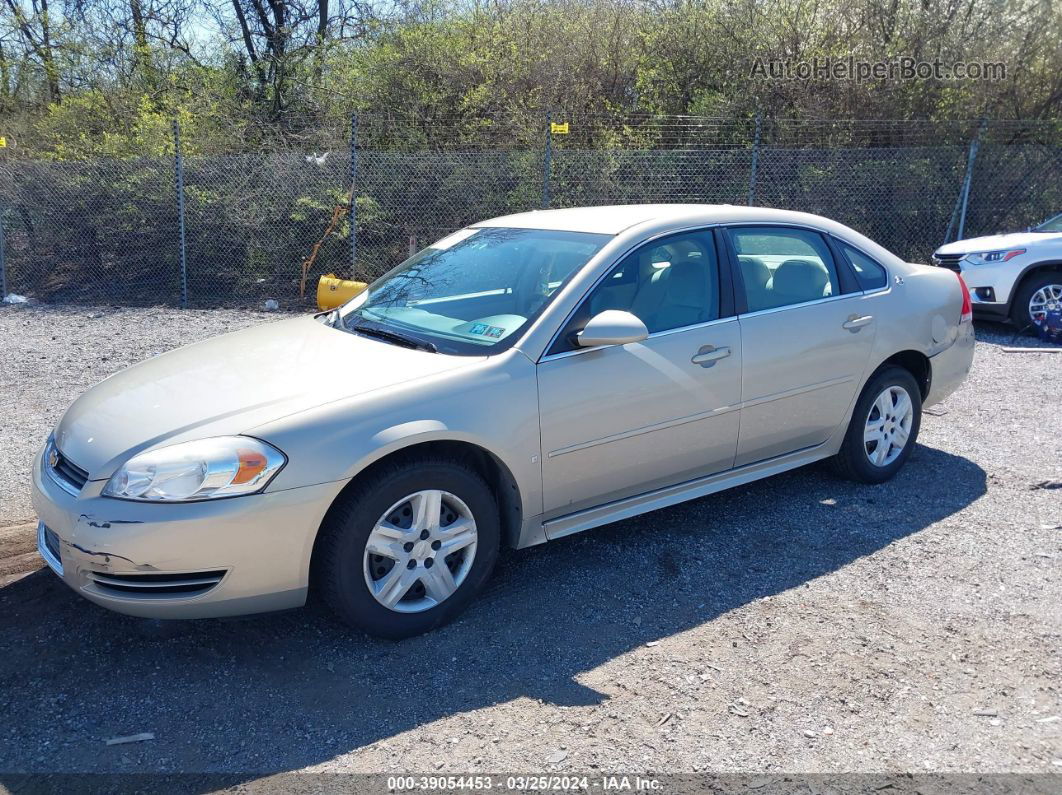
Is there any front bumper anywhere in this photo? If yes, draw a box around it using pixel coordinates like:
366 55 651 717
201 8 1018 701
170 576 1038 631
970 301 1009 320
932 256 1020 317
31 446 345 619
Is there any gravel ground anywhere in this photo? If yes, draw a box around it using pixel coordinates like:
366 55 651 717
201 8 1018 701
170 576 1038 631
0 303 1059 778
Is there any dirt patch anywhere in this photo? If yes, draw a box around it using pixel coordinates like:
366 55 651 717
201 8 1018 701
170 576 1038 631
0 522 39 586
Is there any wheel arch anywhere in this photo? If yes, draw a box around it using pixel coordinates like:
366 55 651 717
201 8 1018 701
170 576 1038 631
316 438 525 556
1009 261 1062 309
872 350 931 400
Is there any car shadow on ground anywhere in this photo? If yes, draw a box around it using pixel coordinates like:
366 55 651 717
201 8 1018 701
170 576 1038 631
0 444 985 781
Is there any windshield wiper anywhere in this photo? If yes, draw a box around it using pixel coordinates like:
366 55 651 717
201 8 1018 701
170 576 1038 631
349 322 437 353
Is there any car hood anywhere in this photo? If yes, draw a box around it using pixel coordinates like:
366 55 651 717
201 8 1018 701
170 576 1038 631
54 315 479 479
935 230 1062 255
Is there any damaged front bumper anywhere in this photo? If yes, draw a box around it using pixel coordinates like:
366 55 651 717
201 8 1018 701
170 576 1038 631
31 445 344 619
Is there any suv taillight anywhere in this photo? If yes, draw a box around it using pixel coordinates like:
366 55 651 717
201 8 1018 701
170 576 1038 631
957 272 973 324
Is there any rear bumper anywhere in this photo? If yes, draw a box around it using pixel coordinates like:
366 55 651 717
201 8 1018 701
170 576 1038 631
31 445 344 619
925 322 975 407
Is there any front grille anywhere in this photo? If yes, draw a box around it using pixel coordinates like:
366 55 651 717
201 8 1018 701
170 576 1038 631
932 254 963 273
47 442 89 493
88 570 227 599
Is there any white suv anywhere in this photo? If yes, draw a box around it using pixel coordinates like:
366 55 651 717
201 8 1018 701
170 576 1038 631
932 212 1062 331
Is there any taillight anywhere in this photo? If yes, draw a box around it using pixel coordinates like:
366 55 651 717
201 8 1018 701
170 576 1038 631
956 272 973 323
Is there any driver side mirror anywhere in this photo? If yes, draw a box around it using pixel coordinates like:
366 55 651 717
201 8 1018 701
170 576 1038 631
576 310 649 348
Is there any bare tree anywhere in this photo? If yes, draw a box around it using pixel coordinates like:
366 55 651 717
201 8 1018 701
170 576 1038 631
224 0 328 113
3 0 62 102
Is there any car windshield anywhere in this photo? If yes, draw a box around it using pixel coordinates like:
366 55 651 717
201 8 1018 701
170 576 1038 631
1033 213 1062 232
338 227 611 355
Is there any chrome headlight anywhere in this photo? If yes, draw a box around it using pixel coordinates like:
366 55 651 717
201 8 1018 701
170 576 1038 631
963 248 1025 265
102 436 286 502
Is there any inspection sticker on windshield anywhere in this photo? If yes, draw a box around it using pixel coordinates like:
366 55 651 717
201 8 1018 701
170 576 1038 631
469 323 505 338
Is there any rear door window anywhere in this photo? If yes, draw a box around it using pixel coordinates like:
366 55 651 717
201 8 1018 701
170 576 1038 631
727 226 840 313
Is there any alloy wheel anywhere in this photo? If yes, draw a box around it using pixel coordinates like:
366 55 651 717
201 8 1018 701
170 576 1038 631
363 490 478 613
864 385 914 467
1028 283 1062 325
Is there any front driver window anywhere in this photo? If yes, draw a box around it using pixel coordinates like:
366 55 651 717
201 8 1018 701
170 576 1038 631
729 226 840 312
583 230 720 336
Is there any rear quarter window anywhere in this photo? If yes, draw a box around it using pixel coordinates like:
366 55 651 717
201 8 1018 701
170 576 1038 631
839 242 888 291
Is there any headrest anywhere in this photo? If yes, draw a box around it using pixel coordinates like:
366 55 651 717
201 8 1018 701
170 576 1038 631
771 258 829 299
738 255 771 288
665 258 707 307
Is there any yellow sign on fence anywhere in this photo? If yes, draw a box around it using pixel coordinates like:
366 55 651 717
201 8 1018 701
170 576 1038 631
0 137 7 148
550 122 569 135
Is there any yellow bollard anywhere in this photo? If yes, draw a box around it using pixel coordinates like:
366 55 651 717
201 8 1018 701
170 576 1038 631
317 273 368 310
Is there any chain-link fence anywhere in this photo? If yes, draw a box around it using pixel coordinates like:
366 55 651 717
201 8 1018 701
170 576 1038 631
0 115 1059 307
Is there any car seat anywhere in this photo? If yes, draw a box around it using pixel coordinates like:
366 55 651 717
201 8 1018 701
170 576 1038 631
738 255 772 312
643 257 710 332
769 259 831 306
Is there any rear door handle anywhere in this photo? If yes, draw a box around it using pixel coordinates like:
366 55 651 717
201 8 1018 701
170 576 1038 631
691 345 731 367
842 314 874 331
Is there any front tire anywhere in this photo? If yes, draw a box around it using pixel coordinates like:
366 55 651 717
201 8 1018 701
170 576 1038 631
831 366 922 484
314 457 500 639
1010 271 1062 334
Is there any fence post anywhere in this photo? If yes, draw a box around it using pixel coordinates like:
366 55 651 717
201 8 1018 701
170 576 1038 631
0 208 6 300
747 112 762 206
542 111 552 209
956 121 986 241
349 112 358 280
172 119 188 308
946 120 985 244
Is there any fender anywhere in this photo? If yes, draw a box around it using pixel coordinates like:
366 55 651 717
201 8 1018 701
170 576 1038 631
250 349 545 540
353 421 525 495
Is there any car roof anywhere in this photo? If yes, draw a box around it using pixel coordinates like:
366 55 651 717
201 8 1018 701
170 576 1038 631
472 203 907 269
473 204 849 236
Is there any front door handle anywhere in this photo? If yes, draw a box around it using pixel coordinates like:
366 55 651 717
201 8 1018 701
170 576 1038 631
691 345 731 367
842 314 874 332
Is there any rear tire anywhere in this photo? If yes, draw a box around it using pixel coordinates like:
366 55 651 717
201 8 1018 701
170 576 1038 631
314 457 500 639
1010 271 1062 334
831 366 922 484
